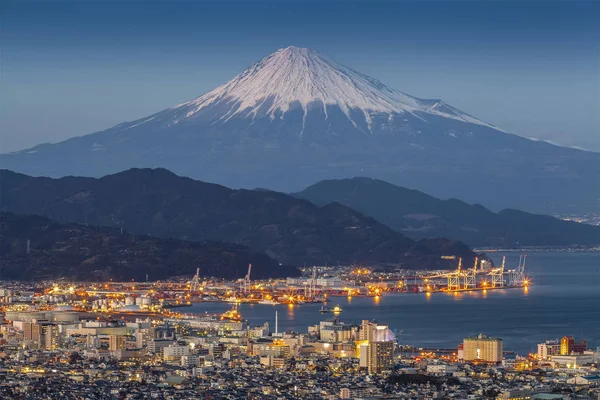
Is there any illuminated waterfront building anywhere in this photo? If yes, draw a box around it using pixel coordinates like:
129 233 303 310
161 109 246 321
552 354 595 367
462 334 503 363
560 336 587 355
319 320 355 342
359 320 392 342
316 277 343 287
359 320 376 342
537 339 561 360
358 320 396 372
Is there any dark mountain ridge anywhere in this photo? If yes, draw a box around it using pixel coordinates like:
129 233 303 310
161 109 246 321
0 169 476 268
0 212 298 281
294 177 600 247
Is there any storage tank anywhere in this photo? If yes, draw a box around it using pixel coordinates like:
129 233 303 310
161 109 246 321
52 311 80 322
23 312 47 321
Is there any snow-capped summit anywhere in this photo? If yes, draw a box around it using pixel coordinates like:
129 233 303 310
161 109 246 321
2 46 598 214
168 46 497 132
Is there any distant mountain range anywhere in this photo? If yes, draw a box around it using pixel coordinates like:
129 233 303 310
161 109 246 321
1 46 597 213
294 177 600 248
0 212 298 281
0 169 475 268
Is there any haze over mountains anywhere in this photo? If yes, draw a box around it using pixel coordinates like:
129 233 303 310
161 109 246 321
1 46 597 214
0 168 476 268
295 178 600 248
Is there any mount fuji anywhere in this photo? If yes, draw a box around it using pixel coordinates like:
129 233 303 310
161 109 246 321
2 46 598 213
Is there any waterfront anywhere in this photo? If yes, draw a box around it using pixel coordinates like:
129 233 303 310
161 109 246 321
186 251 600 354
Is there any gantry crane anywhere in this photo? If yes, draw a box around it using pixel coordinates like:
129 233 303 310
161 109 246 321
508 255 528 286
419 254 528 292
243 263 252 293
447 258 463 291
189 268 201 292
488 256 505 288
463 257 478 290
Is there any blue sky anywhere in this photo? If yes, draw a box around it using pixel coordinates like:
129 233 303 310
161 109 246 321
1 0 599 152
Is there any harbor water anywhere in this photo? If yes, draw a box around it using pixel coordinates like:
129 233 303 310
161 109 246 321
185 251 600 354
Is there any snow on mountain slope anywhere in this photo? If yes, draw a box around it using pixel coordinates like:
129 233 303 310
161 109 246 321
165 46 500 132
1 46 598 214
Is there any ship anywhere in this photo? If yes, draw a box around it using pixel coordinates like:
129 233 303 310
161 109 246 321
220 304 243 322
320 304 343 314
302 298 324 304
224 297 241 304
258 299 278 305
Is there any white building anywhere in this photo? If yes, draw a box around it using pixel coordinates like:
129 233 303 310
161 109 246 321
316 277 343 287
551 353 595 367
147 339 176 355
537 339 561 360
426 363 458 375
181 354 200 368
164 344 190 363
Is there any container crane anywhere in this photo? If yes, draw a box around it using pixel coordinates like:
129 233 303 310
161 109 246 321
447 257 462 291
463 257 478 290
508 255 527 286
489 256 505 288
243 263 252 293
190 268 201 292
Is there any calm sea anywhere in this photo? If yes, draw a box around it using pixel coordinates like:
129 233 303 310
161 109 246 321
185 251 600 355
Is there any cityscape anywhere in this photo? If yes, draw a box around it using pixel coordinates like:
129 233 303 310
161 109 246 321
0 259 599 399
1 0 599 399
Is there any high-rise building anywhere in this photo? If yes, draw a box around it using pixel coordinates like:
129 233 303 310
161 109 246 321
462 334 503 363
23 322 42 343
367 341 394 374
359 320 391 342
44 325 61 350
109 334 127 352
560 336 587 355
319 320 354 342
537 339 561 360
136 327 156 348
23 322 33 341
359 320 376 342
